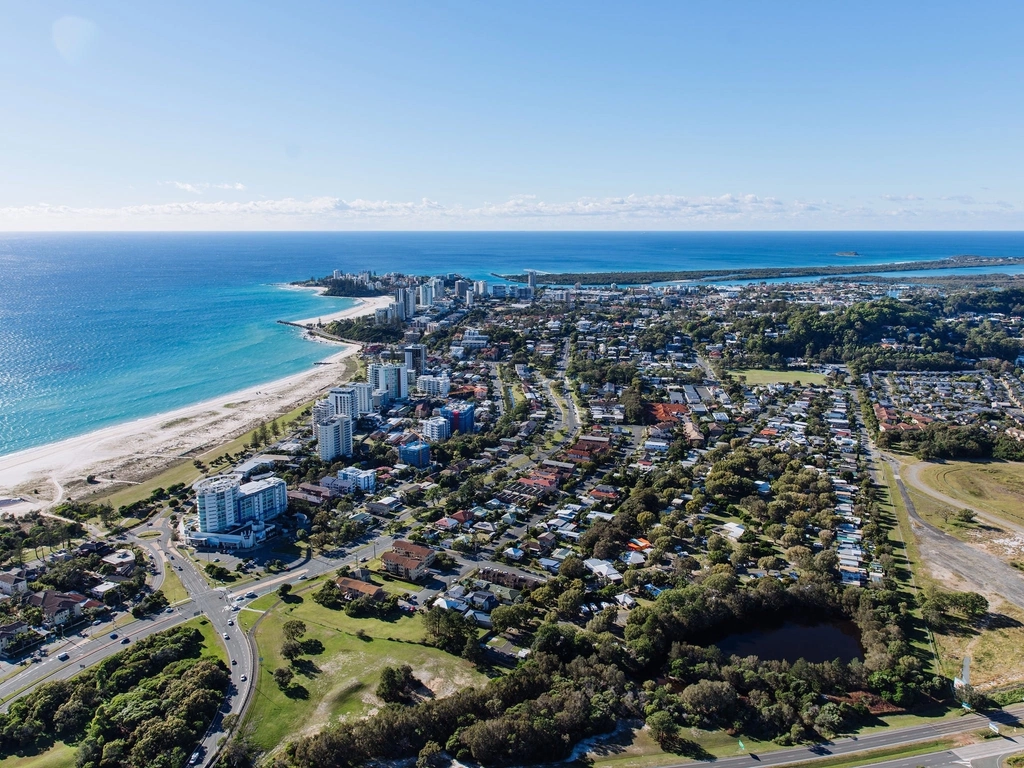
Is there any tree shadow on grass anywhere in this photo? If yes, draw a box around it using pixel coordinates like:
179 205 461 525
661 737 716 761
292 658 322 678
283 683 309 700
301 638 325 655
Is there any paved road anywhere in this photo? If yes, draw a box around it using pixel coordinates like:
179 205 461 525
0 606 194 707
882 455 1024 611
0 503 423 765
655 705 1024 768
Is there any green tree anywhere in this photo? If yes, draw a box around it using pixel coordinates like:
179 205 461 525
282 619 307 640
273 667 294 689
282 638 303 661
490 604 532 633
645 710 679 746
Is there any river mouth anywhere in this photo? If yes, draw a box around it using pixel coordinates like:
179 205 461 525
715 620 863 664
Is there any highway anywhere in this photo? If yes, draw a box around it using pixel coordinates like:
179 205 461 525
656 705 1024 768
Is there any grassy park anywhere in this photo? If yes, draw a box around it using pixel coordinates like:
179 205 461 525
730 368 829 385
243 592 485 755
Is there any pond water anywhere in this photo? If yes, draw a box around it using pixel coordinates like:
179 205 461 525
716 621 862 664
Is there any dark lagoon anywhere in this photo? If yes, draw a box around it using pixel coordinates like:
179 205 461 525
716 621 862 664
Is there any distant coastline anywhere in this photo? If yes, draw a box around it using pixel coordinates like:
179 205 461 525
498 254 1024 285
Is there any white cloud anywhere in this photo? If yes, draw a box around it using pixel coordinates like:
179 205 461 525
163 181 246 194
1 192 1021 230
881 194 924 201
940 194 977 204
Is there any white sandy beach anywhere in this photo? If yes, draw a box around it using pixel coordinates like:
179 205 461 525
0 295 393 500
290 293 394 327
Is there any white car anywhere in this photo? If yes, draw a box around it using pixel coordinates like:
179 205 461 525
222 632 229 639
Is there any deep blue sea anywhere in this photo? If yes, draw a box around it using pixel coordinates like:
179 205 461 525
2 231 1023 458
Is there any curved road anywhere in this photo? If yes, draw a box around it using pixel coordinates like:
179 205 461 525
880 453 1024 611
902 460 1024 536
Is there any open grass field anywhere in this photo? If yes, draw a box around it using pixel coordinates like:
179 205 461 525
0 742 76 768
905 487 979 542
730 368 828 386
244 594 485 755
917 461 1024 530
931 599 1024 691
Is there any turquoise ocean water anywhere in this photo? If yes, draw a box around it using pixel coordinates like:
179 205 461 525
1 231 1023 456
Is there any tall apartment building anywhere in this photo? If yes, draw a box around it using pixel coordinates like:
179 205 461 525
404 344 427 375
393 288 408 320
474 279 488 296
194 475 287 533
421 416 451 442
350 382 373 414
418 283 433 307
441 403 475 434
454 279 470 299
311 399 333 428
398 440 431 468
368 363 408 400
328 387 357 418
316 414 353 462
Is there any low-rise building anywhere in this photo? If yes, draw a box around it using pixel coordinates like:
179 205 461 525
381 540 436 581
335 577 385 601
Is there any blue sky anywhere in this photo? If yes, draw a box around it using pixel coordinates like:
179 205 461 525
2 2 1022 230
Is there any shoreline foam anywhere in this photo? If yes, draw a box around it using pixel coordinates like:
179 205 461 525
0 294 393 499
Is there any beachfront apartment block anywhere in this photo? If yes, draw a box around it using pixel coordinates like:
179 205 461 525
328 387 357 418
317 414 353 461
194 474 288 533
418 283 434 307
